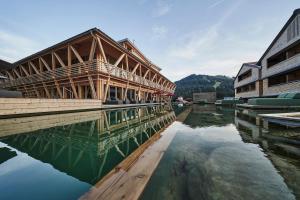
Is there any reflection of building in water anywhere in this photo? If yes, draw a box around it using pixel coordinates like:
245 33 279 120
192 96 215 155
0 105 175 185
234 109 300 198
191 104 216 113
182 105 234 128
193 92 216 103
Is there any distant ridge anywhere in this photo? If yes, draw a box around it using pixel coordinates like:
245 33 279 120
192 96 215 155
174 74 234 99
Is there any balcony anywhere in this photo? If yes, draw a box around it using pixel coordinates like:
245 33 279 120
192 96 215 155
0 59 173 93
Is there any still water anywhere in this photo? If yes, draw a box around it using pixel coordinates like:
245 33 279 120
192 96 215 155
0 105 175 200
0 104 299 200
141 105 300 200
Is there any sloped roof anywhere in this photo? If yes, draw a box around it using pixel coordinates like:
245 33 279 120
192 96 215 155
257 8 300 65
0 59 14 71
118 38 161 71
234 62 258 81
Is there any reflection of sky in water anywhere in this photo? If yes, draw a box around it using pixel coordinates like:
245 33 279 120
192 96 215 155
142 119 296 200
0 142 90 200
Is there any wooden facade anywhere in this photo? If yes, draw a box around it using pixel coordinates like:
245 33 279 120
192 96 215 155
0 28 175 103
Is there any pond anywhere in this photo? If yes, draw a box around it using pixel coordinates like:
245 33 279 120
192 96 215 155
0 104 299 200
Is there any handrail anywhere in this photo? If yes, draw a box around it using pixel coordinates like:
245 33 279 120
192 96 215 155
0 59 173 93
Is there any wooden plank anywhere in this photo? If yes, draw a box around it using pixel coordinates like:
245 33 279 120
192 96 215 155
80 119 176 200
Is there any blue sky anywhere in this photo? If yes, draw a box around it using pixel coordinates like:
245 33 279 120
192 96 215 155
0 0 299 81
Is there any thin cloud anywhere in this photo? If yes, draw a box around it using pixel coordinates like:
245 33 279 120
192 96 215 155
152 0 171 17
152 25 168 39
0 30 40 62
208 0 226 9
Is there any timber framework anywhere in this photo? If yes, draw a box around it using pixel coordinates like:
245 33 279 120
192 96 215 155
0 28 175 103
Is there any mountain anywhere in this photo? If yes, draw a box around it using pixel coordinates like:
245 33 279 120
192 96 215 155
174 74 234 99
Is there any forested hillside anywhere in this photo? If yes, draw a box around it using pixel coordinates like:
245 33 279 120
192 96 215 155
174 74 234 99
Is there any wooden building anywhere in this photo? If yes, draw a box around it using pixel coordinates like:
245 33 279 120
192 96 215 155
0 28 175 103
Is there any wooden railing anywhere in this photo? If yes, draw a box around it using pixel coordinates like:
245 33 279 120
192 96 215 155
0 59 173 93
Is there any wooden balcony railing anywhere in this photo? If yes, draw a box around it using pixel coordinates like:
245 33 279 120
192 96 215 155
0 59 174 93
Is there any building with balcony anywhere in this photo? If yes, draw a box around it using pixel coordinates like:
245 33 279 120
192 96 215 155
234 62 261 98
0 28 175 103
258 8 300 97
235 9 300 99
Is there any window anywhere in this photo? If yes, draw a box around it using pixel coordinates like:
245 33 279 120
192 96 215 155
238 69 252 82
268 74 287 86
268 67 300 87
288 69 300 82
267 40 300 68
236 82 256 93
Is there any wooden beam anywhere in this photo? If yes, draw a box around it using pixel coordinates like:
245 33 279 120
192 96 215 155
69 78 79 99
132 63 139 74
88 76 97 99
103 78 110 102
123 82 129 101
114 54 125 67
96 37 107 63
40 57 52 71
151 74 157 82
125 55 129 71
6 71 14 80
70 45 84 63
54 52 66 68
143 69 150 78
42 83 51 98
32 84 40 98
29 62 40 74
89 39 96 61
20 65 30 76
54 80 63 98
13 69 21 78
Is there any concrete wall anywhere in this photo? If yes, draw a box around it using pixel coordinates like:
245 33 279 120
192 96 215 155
193 92 216 103
0 98 102 117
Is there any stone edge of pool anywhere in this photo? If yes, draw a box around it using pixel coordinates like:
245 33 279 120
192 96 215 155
0 97 162 119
